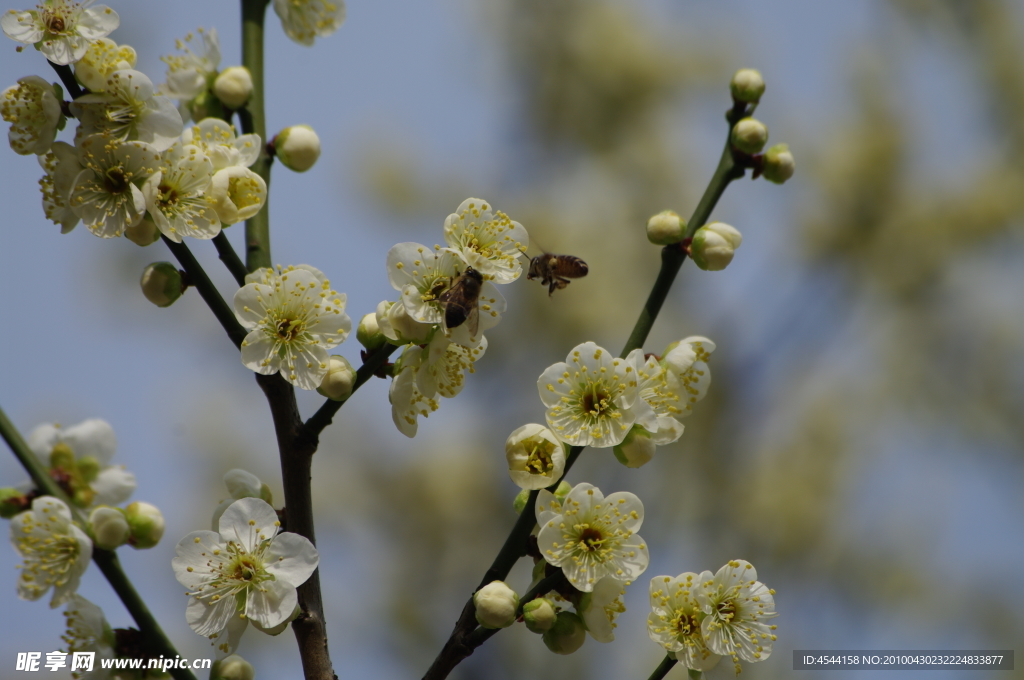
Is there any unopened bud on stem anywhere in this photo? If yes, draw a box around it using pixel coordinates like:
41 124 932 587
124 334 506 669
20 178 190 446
646 210 686 246
140 262 185 307
730 68 765 103
474 581 519 629
731 117 768 155
690 222 742 271
763 143 795 184
273 125 320 172
213 66 253 110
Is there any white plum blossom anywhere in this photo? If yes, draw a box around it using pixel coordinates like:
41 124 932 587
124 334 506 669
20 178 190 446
182 118 261 171
415 332 486 400
273 0 346 46
697 560 777 672
161 27 220 103
74 37 135 93
172 498 318 653
209 165 266 225
389 344 437 438
1 75 62 155
1 0 118 65
662 336 715 418
536 483 649 592
538 342 656 448
62 594 116 676
10 496 92 607
443 198 528 284
38 141 81 232
27 419 136 509
386 242 505 346
71 69 183 151
142 142 219 241
233 265 352 390
579 576 626 643
647 572 722 671
69 135 158 238
634 351 687 444
505 423 565 490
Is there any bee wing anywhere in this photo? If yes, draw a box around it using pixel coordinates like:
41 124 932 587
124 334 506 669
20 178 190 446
465 304 480 338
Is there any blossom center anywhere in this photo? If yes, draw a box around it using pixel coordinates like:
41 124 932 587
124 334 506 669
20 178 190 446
43 9 67 34
276 318 304 342
525 439 555 475
580 385 612 416
716 599 736 623
157 182 179 207
578 526 605 552
104 166 129 194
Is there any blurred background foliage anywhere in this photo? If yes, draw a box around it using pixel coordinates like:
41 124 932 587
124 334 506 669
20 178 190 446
3 0 1024 679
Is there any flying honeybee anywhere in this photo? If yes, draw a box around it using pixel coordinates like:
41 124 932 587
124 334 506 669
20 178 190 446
527 252 589 296
440 266 484 336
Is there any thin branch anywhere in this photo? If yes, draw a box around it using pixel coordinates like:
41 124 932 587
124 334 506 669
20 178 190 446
646 655 680 680
162 236 247 348
48 61 83 99
241 0 273 273
0 406 197 680
304 343 399 437
213 232 249 286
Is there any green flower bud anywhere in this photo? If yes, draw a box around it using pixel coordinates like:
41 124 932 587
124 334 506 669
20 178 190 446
646 210 686 246
210 654 255 680
690 222 742 271
0 488 28 518
731 117 768 155
542 611 586 655
523 598 557 634
49 442 75 469
730 68 765 103
88 506 129 550
125 501 165 549
274 124 320 172
124 216 160 246
140 262 185 308
763 143 795 184
187 88 226 124
317 355 356 401
357 312 386 351
553 480 572 502
213 66 253 110
512 488 530 515
613 426 656 468
474 580 520 629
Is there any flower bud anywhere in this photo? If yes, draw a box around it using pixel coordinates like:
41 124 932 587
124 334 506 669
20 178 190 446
0 488 29 519
223 469 262 500
512 489 530 515
690 222 742 271
763 143 795 184
474 581 520 629
124 216 160 246
210 166 267 225
542 611 587 654
187 89 227 124
730 68 765 103
731 117 768 155
523 598 557 634
274 124 320 172
210 654 255 680
646 210 686 246
553 480 572 502
88 506 129 550
357 312 386 351
140 262 185 307
317 355 356 401
124 501 164 549
613 426 656 469
506 424 565 490
213 66 253 110
377 300 432 345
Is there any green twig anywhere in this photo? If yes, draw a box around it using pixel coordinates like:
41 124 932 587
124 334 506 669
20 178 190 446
0 406 197 680
213 232 249 286
162 236 247 348
646 655 680 680
241 0 272 272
